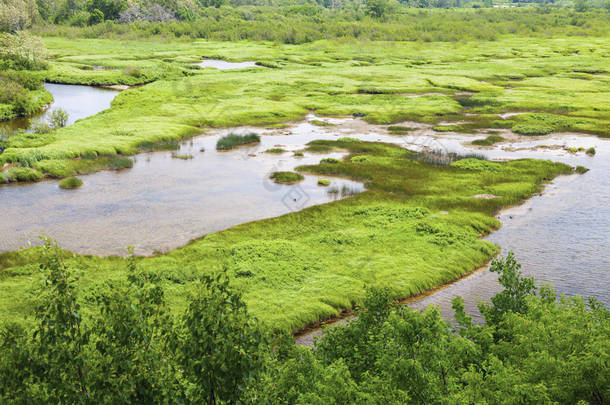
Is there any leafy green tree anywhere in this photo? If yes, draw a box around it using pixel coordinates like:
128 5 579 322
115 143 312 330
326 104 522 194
49 108 69 128
173 273 267 405
88 8 103 24
479 251 536 325
365 0 394 19
574 0 589 11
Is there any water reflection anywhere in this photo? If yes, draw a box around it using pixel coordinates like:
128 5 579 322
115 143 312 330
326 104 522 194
0 83 119 132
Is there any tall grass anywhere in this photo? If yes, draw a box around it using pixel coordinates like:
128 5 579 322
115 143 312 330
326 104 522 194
216 133 260 150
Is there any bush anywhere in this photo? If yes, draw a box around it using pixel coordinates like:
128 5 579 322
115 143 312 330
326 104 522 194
320 158 340 164
49 109 69 128
59 177 83 189
317 178 330 186
216 133 260 150
586 147 596 156
265 148 285 153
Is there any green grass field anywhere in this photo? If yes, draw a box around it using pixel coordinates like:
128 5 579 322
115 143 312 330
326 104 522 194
0 140 572 332
0 35 608 183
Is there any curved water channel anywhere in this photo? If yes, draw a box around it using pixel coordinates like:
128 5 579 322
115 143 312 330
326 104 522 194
1 82 608 345
0 83 119 132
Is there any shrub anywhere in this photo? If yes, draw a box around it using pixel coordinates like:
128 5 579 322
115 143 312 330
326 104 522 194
586 147 596 156
317 178 330 186
293 151 304 157
49 109 69 128
265 148 285 154
216 133 260 150
269 171 304 184
320 158 340 164
59 177 83 189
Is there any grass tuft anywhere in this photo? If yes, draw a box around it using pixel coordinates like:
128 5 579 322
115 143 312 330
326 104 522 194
216 133 260 151
58 176 83 189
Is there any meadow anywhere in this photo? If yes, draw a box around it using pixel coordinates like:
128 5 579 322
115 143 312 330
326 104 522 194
0 139 572 332
0 33 608 183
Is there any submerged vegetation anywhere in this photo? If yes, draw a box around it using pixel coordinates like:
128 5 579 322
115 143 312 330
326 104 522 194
216 133 260 151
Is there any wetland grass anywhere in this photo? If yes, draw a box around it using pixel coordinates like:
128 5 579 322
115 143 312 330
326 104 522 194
58 176 83 189
216 133 260 151
0 139 572 332
472 135 505 146
269 171 304 184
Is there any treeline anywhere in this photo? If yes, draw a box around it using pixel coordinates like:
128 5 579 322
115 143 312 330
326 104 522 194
0 240 608 404
30 7 610 43
0 32 48 121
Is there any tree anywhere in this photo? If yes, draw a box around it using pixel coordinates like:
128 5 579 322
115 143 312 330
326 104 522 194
49 108 69 128
365 0 394 19
173 273 267 405
574 0 589 11
88 8 103 24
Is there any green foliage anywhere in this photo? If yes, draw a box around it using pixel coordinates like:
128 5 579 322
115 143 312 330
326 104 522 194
258 254 609 404
88 9 104 25
472 135 504 146
317 178 330 186
0 240 268 403
586 147 596 156
49 108 69 128
269 171 304 184
216 133 260 150
264 147 285 153
174 274 267 404
0 140 572 332
58 176 83 189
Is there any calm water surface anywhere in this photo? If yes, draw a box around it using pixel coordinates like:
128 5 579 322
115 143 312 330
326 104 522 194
0 83 119 131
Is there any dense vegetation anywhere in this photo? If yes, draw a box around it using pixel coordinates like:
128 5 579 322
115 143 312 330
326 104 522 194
0 29 608 183
0 139 573 332
1 242 607 403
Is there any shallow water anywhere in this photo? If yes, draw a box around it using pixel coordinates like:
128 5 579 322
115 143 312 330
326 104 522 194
0 83 119 132
286 120 610 345
408 131 610 319
195 59 257 69
0 123 366 256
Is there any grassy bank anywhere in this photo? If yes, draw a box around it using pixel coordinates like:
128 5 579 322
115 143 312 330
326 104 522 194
0 34 608 183
0 140 572 332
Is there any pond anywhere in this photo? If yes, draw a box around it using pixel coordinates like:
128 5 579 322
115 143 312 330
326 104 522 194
0 122 366 256
195 60 258 69
0 83 119 132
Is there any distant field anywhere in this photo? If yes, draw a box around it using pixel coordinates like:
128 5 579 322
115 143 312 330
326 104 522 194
0 34 608 183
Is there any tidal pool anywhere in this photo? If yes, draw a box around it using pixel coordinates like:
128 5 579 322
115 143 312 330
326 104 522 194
0 83 119 131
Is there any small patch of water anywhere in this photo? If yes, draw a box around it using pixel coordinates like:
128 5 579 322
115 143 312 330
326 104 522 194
195 60 257 69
